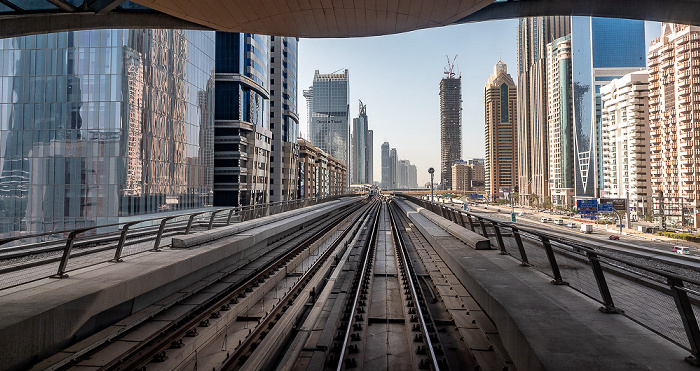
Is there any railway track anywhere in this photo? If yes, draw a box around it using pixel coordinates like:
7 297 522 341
32 197 513 370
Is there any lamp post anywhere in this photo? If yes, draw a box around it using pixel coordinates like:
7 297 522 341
428 167 435 203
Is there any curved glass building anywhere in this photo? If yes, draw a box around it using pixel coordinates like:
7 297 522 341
0 30 215 237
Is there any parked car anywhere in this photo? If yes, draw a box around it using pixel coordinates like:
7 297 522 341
608 235 620 240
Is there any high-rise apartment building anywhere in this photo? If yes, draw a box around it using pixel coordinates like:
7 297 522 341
351 101 372 184
309 69 350 175
517 16 570 206
367 130 374 184
600 71 651 218
0 30 215 237
381 142 390 189
452 160 486 192
648 23 700 227
398 160 410 188
408 164 417 189
269 36 299 202
440 66 462 190
547 35 575 207
484 60 518 200
214 33 271 207
303 88 313 138
571 17 646 198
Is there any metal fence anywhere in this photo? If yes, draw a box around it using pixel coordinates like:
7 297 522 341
0 195 351 290
400 195 700 363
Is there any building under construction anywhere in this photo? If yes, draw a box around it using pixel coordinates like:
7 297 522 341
440 57 462 190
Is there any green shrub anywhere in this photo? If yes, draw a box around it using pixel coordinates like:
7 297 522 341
658 231 700 243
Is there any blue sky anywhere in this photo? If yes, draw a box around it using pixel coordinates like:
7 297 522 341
299 20 662 186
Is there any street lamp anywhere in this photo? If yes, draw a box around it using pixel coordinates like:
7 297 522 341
428 167 435 203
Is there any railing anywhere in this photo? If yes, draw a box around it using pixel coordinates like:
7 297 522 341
399 194 700 364
0 195 353 290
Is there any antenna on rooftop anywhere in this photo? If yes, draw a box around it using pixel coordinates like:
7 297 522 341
444 55 460 79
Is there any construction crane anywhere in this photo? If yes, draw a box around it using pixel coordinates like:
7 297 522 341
444 55 460 79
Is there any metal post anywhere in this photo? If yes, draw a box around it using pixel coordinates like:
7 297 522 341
586 251 622 314
457 212 467 228
477 217 488 237
186 212 205 234
153 216 177 251
668 277 700 363
226 208 237 225
466 213 476 232
113 221 141 262
493 223 507 254
52 228 90 278
511 227 530 266
209 210 225 230
540 236 567 285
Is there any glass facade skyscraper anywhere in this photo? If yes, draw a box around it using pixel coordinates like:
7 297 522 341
571 17 645 198
0 30 215 237
309 69 350 173
214 33 272 207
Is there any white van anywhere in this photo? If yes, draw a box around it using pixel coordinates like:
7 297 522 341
553 219 564 225
540 217 552 223
673 246 691 255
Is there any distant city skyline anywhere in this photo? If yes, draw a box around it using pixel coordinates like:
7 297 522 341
298 20 661 186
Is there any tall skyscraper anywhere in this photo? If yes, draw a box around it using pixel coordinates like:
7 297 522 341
367 130 374 184
309 69 350 175
408 164 417 189
571 17 646 198
484 59 518 201
381 142 390 189
389 148 398 189
214 33 271 206
351 100 371 184
600 70 651 219
547 35 575 207
0 30 215 237
648 24 700 227
303 88 313 138
440 60 462 190
269 36 300 202
517 16 570 206
398 160 410 188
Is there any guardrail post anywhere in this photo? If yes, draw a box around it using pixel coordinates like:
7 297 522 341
493 223 507 254
185 212 205 234
587 251 622 314
669 277 700 362
466 213 476 232
511 227 530 266
51 228 90 278
153 216 177 251
112 222 140 262
208 210 225 230
477 217 489 237
540 236 567 285
226 208 237 225
457 212 467 228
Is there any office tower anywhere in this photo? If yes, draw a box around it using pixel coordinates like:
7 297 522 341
409 164 417 188
269 36 300 202
367 130 374 184
517 16 570 206
648 24 700 227
547 35 575 208
600 71 650 219
303 88 312 138
440 60 462 190
309 69 350 173
214 33 271 206
398 160 410 188
390 148 398 189
452 160 486 192
0 30 215 237
352 100 371 184
381 142 390 189
571 17 646 198
484 59 518 201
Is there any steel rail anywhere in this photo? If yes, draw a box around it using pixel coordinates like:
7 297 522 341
387 201 441 371
105 201 366 371
335 201 381 371
220 201 379 370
